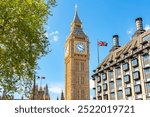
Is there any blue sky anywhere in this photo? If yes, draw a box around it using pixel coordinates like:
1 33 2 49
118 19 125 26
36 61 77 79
35 0 150 100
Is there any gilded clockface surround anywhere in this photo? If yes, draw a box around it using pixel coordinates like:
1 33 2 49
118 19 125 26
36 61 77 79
74 41 87 54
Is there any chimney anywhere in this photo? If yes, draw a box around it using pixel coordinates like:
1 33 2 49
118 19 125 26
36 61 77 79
135 17 143 30
113 35 119 47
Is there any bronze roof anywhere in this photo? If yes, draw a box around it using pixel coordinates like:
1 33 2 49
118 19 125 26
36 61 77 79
97 29 150 69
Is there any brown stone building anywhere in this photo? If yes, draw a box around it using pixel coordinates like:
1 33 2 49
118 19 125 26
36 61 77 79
30 84 50 100
92 17 150 100
64 8 90 100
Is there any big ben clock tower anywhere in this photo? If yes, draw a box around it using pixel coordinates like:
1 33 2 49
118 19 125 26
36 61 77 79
65 6 90 100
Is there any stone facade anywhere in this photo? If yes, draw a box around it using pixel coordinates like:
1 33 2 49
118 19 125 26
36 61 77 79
65 8 90 100
92 18 150 100
30 84 50 100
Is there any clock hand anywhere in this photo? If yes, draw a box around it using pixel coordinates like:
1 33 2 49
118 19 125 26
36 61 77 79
78 45 83 50
80 45 85 50
79 45 84 49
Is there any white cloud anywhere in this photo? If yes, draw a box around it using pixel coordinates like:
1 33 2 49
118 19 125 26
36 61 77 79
127 28 134 40
49 30 59 42
49 31 59 36
49 86 62 94
90 79 94 89
145 25 150 30
127 28 133 35
49 83 64 94
53 35 59 42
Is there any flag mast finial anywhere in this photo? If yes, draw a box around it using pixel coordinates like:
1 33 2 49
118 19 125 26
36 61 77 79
75 4 78 12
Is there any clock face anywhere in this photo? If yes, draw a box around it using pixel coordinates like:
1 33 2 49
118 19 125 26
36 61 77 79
76 42 86 53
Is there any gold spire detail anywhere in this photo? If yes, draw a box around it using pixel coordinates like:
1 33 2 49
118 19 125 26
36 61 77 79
72 4 82 26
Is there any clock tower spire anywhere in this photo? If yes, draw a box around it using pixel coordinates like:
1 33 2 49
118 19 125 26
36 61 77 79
72 4 82 27
64 6 90 100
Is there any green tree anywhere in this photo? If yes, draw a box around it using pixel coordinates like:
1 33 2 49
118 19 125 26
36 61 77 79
0 0 56 99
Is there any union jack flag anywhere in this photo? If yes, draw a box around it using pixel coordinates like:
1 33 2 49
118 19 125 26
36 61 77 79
97 41 108 46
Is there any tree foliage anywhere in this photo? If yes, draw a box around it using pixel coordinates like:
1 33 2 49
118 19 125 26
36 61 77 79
0 0 56 99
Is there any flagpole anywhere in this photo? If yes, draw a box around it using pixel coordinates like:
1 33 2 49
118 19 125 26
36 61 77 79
97 40 100 65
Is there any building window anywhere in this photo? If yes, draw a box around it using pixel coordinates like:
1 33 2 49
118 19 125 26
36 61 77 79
117 91 123 100
76 89 80 99
92 75 97 80
103 94 108 100
97 76 101 83
109 82 114 92
98 96 102 100
131 58 138 67
116 79 122 90
102 73 107 80
146 82 150 98
109 71 113 78
115 67 121 78
76 61 79 71
143 54 149 61
133 71 140 80
143 33 150 41
124 75 130 83
81 77 84 84
142 54 150 67
132 48 138 53
109 61 113 66
134 85 142 94
81 89 84 99
97 86 101 93
124 52 128 58
125 88 132 96
103 84 107 91
110 93 115 100
79 62 84 72
109 71 114 81
123 63 129 71
104 64 107 69
144 68 150 82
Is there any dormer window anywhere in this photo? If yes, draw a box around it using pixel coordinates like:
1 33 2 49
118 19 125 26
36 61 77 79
124 52 129 58
141 40 148 45
103 94 108 100
143 33 150 42
109 71 114 81
144 68 150 82
104 64 107 69
132 47 138 53
133 71 140 80
109 60 113 65
134 85 142 94
116 67 121 78
124 75 130 83
132 58 138 67
103 84 107 91
97 86 101 93
123 63 129 71
97 76 101 83
102 73 107 80
125 88 132 96
115 56 120 62
92 75 96 80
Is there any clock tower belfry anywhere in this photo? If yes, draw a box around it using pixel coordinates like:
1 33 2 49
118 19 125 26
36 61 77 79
64 6 90 100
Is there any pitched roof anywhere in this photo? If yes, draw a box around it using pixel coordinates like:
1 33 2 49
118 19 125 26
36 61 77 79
97 29 150 70
72 10 82 24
